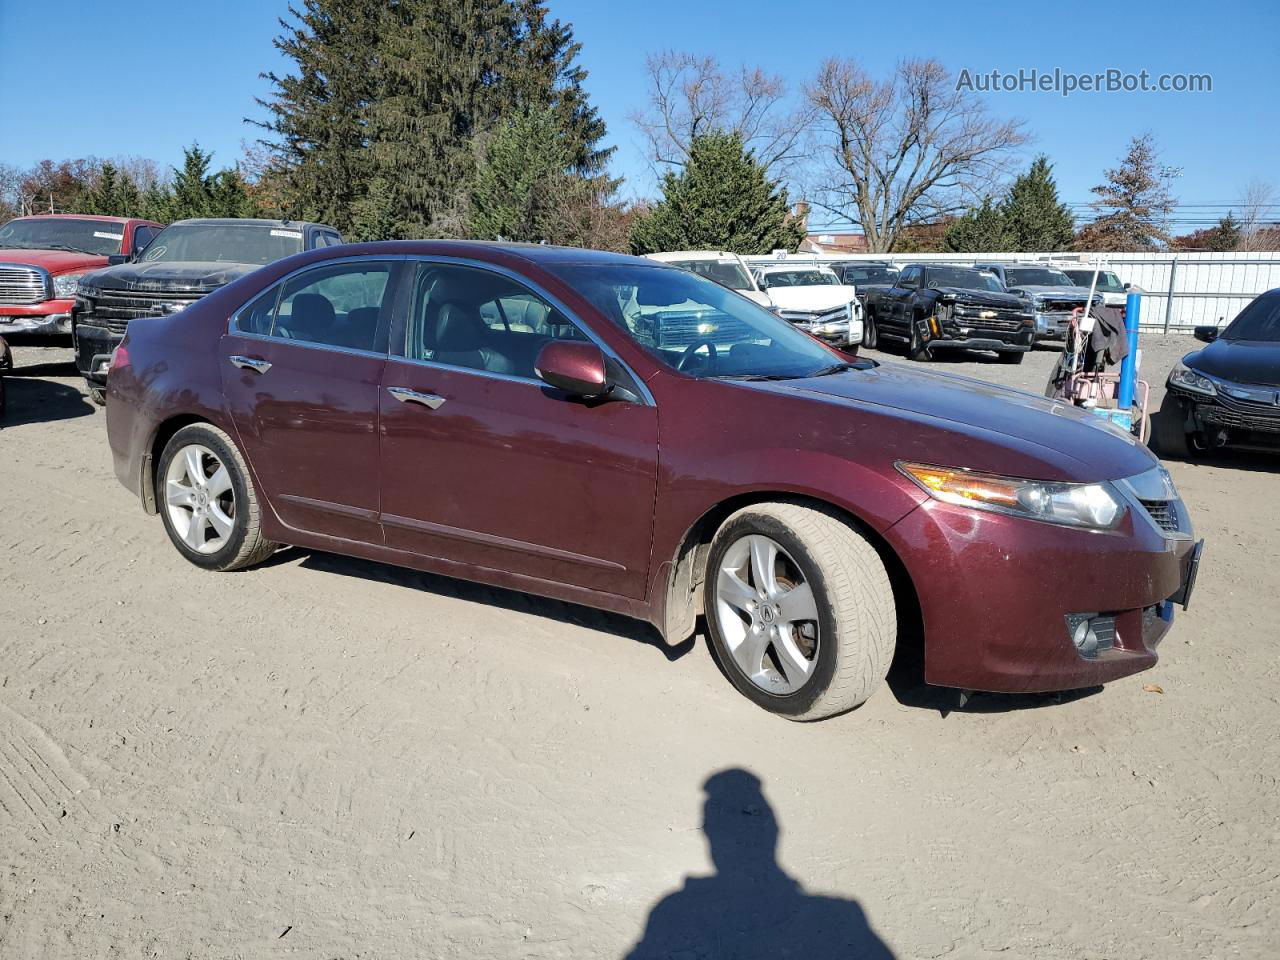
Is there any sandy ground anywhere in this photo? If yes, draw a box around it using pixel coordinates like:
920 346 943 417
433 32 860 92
1 333 1277 959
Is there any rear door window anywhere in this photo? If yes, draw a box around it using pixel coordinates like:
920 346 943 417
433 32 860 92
236 260 398 352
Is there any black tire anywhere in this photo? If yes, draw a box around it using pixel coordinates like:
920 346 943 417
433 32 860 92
861 309 878 349
156 423 277 571
907 318 932 361
1151 392 1191 460
88 386 106 406
996 350 1025 365
703 501 896 721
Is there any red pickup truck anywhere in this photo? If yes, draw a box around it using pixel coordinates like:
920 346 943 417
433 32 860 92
0 214 163 339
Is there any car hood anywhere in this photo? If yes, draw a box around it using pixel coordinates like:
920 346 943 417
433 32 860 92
767 285 857 311
1010 285 1091 300
0 247 108 276
1187 339 1280 387
80 260 260 294
932 286 1027 310
760 362 1157 481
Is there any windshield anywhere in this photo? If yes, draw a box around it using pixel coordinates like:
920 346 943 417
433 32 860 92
762 270 839 287
669 259 753 291
927 266 1005 292
0 217 125 256
1005 267 1072 287
552 264 847 380
1064 269 1125 293
1223 293 1280 342
141 224 305 265
842 265 899 285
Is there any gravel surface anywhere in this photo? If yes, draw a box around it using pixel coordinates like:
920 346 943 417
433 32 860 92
1 334 1277 959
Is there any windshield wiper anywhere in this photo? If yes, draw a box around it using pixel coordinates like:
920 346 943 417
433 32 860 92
712 373 803 381
809 362 862 377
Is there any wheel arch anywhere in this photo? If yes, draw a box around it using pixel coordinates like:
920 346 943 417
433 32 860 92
140 413 221 514
655 491 923 664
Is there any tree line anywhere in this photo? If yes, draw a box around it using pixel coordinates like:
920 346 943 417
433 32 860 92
1 2 1273 255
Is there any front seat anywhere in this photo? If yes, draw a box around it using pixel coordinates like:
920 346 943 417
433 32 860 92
432 300 514 375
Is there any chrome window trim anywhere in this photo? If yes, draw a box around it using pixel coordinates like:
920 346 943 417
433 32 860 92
228 255 403 353
227 252 656 406
398 255 656 406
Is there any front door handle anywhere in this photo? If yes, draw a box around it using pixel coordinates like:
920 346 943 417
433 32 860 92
387 386 447 410
229 355 272 374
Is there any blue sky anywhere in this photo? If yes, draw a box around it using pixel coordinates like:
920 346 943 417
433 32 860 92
4 0 1277 230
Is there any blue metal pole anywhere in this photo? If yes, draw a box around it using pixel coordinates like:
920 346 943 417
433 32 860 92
1118 292 1141 409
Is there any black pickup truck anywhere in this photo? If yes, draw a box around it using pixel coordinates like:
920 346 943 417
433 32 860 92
862 263 1035 363
73 218 341 403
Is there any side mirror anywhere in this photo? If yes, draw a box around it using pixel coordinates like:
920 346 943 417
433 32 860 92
1193 325 1219 343
534 340 610 398
107 254 130 266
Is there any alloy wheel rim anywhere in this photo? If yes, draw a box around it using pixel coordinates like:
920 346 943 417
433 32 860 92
715 534 821 695
164 444 236 555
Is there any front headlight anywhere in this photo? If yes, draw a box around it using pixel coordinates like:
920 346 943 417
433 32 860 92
1168 360 1216 396
897 462 1125 530
53 273 84 298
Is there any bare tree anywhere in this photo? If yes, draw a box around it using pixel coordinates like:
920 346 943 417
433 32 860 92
631 51 813 179
1238 179 1277 251
804 58 1028 253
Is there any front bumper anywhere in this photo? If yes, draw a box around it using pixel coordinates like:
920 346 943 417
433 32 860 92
800 317 864 348
886 495 1198 692
0 300 75 336
1032 309 1077 341
72 322 123 386
927 325 1034 352
1166 383 1280 446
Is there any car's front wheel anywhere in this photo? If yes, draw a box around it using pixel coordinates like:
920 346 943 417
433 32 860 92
907 319 932 361
862 309 878 349
157 423 277 571
1151 391 1192 459
704 502 896 721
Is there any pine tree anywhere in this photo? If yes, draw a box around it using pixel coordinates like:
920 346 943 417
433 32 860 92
84 163 122 217
170 144 216 220
629 133 803 255
944 198 1013 252
1002 156 1074 251
1076 134 1177 251
139 180 173 224
208 168 256 218
258 0 612 238
255 0 384 230
116 175 141 218
349 175 399 241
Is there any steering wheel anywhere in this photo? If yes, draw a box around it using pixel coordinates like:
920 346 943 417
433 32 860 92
676 338 719 374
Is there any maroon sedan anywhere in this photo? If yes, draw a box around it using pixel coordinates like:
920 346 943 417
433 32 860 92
105 242 1201 720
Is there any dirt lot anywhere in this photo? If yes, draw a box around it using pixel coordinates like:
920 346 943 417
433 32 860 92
2 334 1277 959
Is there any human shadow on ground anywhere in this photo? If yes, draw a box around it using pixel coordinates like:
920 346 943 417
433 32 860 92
625 768 895 960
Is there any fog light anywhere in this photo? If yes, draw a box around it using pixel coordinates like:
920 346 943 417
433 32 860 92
1065 613 1116 659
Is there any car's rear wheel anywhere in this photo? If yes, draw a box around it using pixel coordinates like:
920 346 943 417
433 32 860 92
997 350 1025 364
704 502 895 721
157 423 277 571
861 309 878 349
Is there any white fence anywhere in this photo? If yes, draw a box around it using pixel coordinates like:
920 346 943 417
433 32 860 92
744 251 1280 333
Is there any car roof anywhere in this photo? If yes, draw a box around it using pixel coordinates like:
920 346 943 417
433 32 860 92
165 218 339 231
8 213 139 225
292 239 659 269
757 262 836 273
645 250 739 261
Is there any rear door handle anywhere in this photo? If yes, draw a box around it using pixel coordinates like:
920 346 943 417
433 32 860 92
387 386 447 410
229 355 272 374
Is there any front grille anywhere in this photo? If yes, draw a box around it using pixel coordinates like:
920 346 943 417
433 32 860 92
951 305 1029 332
0 264 49 304
644 311 756 349
79 287 206 335
1039 299 1087 313
1199 404 1280 435
1138 498 1180 532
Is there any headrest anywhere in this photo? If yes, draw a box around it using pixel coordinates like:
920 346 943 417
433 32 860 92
434 300 485 352
289 293 336 340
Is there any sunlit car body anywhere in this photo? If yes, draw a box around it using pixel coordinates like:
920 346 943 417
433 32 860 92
644 251 771 307
106 242 1199 716
751 264 863 348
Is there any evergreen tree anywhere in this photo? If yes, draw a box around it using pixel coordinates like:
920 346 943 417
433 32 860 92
944 198 1013 252
257 0 612 237
629 133 803 255
170 144 217 220
1208 213 1241 251
1001 156 1074 251
139 180 173 224
1075 134 1177 251
349 175 399 241
116 175 141 219
255 0 383 230
84 163 122 216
